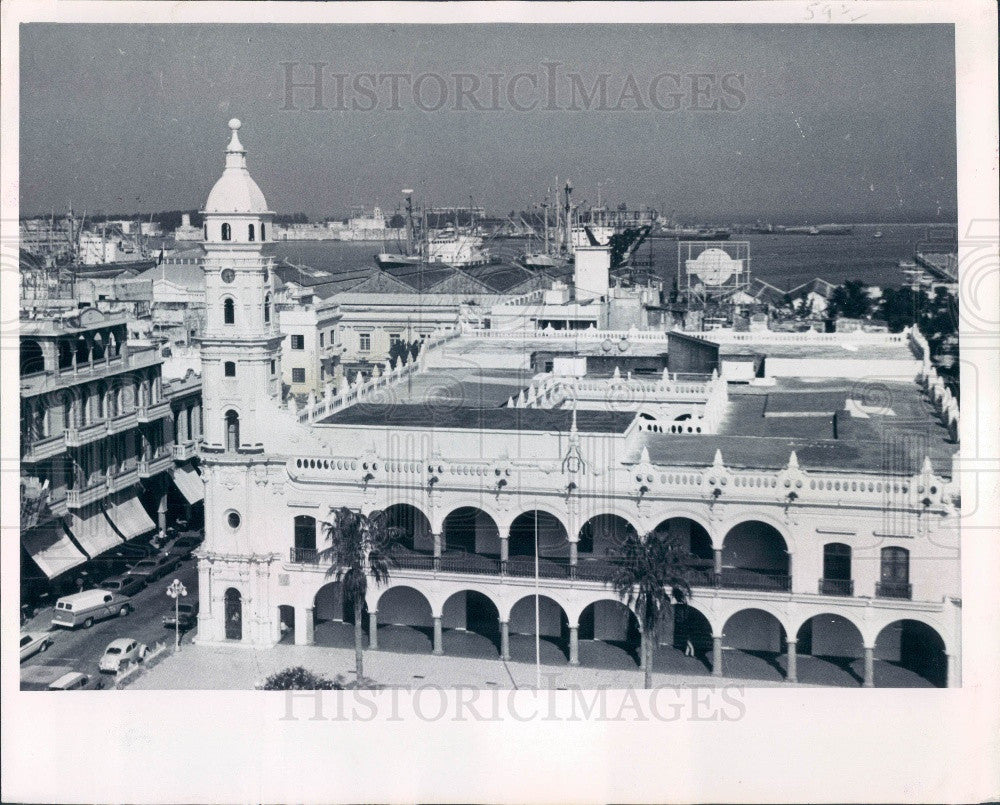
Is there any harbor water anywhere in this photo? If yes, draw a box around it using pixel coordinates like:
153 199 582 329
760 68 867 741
272 223 957 292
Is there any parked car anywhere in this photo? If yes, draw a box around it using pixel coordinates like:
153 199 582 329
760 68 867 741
99 638 147 673
19 631 54 662
100 574 145 597
51 590 132 629
163 600 199 631
165 534 202 561
125 552 181 585
48 671 104 690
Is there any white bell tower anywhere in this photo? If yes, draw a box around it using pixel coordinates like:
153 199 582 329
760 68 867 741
199 118 283 454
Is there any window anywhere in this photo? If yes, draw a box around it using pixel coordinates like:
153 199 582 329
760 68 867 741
223 298 235 325
203 225 208 240
248 224 255 241
225 410 240 451
270 359 276 375
260 223 266 241
879 547 910 598
227 511 241 529
264 294 271 324
320 365 326 380
224 361 236 377
821 543 852 595
319 333 325 348
292 368 306 384
290 335 305 350
359 332 371 352
221 223 231 241
389 333 402 347
294 515 317 551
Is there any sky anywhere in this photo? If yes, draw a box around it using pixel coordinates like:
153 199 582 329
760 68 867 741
19 24 957 223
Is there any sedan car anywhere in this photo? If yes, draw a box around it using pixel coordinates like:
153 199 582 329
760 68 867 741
99 638 147 673
100 574 145 597
165 534 202 561
48 671 104 690
125 552 181 584
19 631 54 662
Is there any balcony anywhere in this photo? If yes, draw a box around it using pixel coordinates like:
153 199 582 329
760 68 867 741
715 568 792 593
172 440 199 461
107 465 140 493
106 410 138 435
876 581 912 600
22 433 66 463
138 450 174 477
290 547 319 564
819 578 855 596
64 420 108 448
136 400 172 423
66 477 108 508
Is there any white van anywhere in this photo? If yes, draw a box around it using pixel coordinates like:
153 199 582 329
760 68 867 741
51 589 132 629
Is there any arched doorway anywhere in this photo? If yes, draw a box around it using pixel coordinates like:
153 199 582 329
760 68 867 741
874 620 947 687
577 599 641 669
664 603 714 673
508 594 570 665
796 613 865 686
278 605 295 643
578 514 636 557
383 504 432 553
376 586 435 654
722 608 788 680
507 511 569 577
721 521 790 591
441 590 501 658
313 580 364 648
20 340 45 375
442 507 500 555
224 588 242 640
652 517 714 583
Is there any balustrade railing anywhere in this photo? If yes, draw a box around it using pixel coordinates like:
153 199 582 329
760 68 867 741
876 581 912 600
718 568 792 592
819 578 854 596
290 547 319 564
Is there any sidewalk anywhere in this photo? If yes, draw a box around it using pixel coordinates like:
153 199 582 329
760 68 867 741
130 641 803 690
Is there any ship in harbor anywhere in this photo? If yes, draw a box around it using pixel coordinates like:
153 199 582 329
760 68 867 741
374 194 493 269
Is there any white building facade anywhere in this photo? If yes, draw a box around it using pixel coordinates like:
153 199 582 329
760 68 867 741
193 121 962 688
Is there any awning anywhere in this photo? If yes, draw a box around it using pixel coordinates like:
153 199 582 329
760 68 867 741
172 464 204 505
22 520 88 579
69 509 124 558
105 495 157 541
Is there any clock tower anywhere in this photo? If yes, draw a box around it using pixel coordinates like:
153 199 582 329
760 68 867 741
199 119 282 454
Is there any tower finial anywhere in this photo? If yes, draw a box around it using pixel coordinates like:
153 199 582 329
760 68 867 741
227 118 245 153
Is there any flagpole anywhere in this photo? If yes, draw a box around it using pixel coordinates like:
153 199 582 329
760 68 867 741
535 509 540 690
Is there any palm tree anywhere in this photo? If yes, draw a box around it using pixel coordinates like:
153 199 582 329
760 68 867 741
320 507 399 680
604 529 693 689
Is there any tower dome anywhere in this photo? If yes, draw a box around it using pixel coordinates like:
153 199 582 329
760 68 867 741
204 119 270 214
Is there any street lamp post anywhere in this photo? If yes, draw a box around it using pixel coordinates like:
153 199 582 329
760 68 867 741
166 578 188 652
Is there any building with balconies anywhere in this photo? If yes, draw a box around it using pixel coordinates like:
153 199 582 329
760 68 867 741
19 306 203 600
193 120 961 688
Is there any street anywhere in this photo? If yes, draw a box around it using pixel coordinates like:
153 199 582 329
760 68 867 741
20 557 199 690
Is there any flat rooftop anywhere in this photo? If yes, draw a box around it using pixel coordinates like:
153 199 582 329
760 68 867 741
320 404 634 433
638 377 955 476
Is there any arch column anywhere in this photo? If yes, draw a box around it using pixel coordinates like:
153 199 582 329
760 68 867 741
569 625 580 666
785 639 797 683
947 653 959 688
432 532 442 570
368 610 379 650
500 620 510 660
863 645 875 688
714 548 723 584
500 536 509 571
294 606 314 645
712 634 724 677
432 616 443 655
